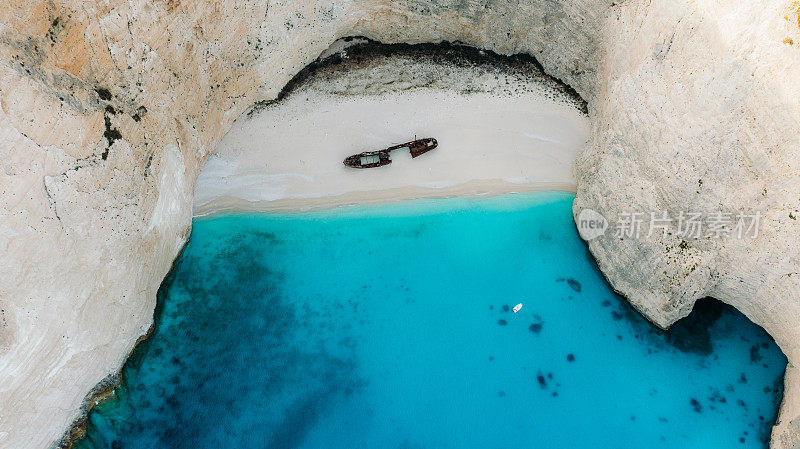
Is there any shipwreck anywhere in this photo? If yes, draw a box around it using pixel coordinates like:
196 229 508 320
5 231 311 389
343 137 438 169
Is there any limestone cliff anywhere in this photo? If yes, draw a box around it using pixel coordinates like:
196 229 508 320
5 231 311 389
573 2 800 446
0 0 797 448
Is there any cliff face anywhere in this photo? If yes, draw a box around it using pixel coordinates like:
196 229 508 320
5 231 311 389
573 2 800 446
0 0 798 448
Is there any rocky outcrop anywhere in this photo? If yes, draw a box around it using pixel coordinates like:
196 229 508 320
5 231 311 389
573 2 800 446
0 0 798 448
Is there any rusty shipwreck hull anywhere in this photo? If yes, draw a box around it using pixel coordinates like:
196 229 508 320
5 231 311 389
343 138 437 169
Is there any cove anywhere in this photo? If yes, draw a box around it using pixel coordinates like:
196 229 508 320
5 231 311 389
76 192 786 449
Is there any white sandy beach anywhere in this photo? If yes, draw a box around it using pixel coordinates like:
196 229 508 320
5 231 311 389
194 45 588 215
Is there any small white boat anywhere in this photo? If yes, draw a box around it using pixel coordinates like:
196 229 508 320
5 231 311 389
512 303 523 313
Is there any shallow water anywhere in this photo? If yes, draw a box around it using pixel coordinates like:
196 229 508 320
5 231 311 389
78 192 786 449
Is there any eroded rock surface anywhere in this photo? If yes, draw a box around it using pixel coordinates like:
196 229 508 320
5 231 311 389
572 2 800 446
0 0 798 447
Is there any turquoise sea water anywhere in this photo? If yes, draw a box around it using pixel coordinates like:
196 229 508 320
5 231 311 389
78 192 786 449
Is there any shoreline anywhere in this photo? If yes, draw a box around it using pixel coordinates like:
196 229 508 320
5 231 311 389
193 181 576 216
57 322 158 449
